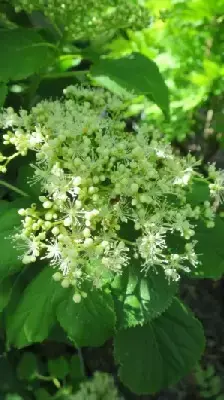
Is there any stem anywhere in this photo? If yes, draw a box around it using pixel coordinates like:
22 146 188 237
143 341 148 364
0 180 29 197
35 373 61 388
19 42 59 53
76 346 86 377
118 237 136 246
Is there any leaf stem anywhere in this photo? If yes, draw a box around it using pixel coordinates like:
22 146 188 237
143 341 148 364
76 346 86 377
35 373 61 388
0 180 29 197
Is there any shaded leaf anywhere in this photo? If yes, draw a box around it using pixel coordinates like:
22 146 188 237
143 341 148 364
16 165 41 199
114 298 205 394
57 288 115 347
6 267 64 348
191 217 224 278
0 82 7 106
70 355 85 382
187 180 210 205
35 388 52 400
0 28 55 82
17 352 38 381
48 356 69 380
0 276 15 312
0 206 24 281
212 112 224 132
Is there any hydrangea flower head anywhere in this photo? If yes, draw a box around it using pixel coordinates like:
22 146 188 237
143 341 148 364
0 86 221 300
12 0 150 40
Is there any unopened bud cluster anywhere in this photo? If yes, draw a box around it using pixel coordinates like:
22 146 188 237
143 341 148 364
12 0 149 40
0 86 223 300
73 372 121 400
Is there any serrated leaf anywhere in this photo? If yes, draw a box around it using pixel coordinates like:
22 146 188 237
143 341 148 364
48 356 69 380
0 82 7 106
0 28 55 82
6 267 65 348
191 216 224 279
57 288 115 347
17 352 38 381
91 53 169 116
114 297 205 395
112 262 177 329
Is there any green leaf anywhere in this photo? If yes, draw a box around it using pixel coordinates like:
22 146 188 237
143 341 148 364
48 356 69 380
35 388 52 400
114 298 205 395
0 205 22 231
16 165 41 199
57 288 115 347
187 180 210 205
192 216 224 278
0 82 7 106
17 352 38 381
0 356 20 392
6 267 64 348
91 53 169 116
0 276 14 312
112 262 177 329
0 206 24 281
91 75 130 97
70 355 85 382
0 28 55 82
212 112 224 132
0 200 11 213
5 395 23 400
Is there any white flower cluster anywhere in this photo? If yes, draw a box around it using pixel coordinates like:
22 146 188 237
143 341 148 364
0 86 222 301
12 0 149 40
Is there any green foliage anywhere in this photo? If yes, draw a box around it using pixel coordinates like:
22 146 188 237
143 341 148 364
213 111 224 133
91 53 169 116
0 276 14 312
48 357 70 380
0 28 55 82
17 352 38 380
112 261 177 329
6 267 65 348
0 205 23 280
114 297 205 394
0 82 7 107
70 355 85 382
16 165 41 199
187 180 210 205
107 0 224 141
57 288 116 347
195 363 224 399
193 217 224 279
